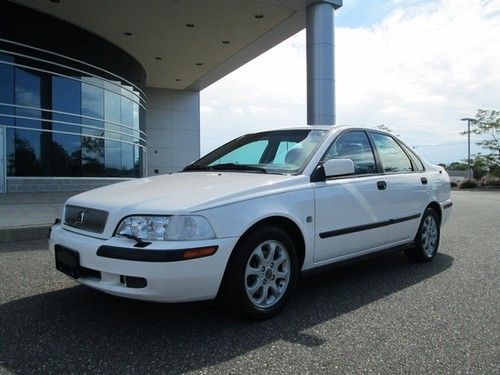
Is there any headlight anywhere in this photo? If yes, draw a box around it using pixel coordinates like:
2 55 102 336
115 215 215 241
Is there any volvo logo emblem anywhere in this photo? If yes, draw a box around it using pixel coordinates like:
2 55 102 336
76 211 86 224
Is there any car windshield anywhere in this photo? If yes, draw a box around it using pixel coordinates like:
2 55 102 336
184 129 328 174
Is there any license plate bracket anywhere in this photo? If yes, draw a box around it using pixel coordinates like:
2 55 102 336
55 245 81 279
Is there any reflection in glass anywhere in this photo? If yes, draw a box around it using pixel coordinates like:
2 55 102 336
14 68 43 175
3 52 143 178
104 89 122 175
81 81 104 176
52 76 82 176
0 54 15 126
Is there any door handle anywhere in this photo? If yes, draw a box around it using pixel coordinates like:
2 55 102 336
421 177 428 185
377 180 387 190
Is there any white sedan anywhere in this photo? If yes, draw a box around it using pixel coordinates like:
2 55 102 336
49 126 452 319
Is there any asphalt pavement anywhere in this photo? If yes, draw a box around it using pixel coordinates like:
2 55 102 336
0 190 498 374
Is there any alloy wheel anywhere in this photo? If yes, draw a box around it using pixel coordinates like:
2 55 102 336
244 240 291 309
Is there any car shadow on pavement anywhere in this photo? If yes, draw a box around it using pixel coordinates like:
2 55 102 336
0 252 453 374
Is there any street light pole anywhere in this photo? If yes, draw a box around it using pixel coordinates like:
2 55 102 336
461 118 475 179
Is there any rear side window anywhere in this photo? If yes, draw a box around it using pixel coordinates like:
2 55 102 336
322 131 376 175
400 143 425 171
371 133 413 173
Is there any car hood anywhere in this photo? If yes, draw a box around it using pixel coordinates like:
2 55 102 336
66 172 306 214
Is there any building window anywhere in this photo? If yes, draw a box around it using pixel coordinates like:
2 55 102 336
0 47 146 178
52 76 82 176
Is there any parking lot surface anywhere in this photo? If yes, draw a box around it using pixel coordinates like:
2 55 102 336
0 190 498 374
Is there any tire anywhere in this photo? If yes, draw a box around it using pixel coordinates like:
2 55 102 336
405 208 440 262
220 226 299 320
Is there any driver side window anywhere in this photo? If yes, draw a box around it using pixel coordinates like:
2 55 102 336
322 131 376 175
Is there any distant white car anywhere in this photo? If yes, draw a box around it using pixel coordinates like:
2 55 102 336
49 126 452 319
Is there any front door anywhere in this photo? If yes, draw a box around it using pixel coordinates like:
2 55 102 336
0 127 5 194
313 131 390 263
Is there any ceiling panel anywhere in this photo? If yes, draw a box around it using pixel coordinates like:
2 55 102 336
13 0 302 90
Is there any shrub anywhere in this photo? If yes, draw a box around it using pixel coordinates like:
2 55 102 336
459 178 479 189
479 175 500 188
450 181 458 188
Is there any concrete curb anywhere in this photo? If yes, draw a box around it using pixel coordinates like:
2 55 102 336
0 225 50 243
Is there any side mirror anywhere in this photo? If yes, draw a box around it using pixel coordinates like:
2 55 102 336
323 159 355 178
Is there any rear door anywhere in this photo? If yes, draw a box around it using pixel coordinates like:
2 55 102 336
369 132 428 243
313 131 391 263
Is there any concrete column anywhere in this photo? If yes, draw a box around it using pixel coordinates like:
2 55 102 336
306 0 342 125
145 88 200 176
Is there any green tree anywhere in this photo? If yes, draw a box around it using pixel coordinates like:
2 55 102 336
461 109 500 158
465 153 500 178
460 109 500 177
447 161 467 170
376 124 400 137
376 124 392 133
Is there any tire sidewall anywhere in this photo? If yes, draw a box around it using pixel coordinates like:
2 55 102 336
225 226 299 320
415 208 440 261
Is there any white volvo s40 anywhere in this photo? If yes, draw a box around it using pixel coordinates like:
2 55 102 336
49 126 452 319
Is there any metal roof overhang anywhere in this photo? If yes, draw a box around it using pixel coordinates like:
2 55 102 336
11 0 314 91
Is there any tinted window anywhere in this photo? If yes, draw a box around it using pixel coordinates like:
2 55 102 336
81 80 104 176
1 50 143 178
13 68 43 175
52 76 82 176
323 131 376 175
0 54 14 126
104 90 122 175
371 133 413 173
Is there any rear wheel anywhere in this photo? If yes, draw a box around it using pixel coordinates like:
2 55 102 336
221 227 298 320
405 208 440 262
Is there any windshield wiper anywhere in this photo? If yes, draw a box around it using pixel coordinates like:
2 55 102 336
117 233 151 248
209 163 267 173
183 163 267 174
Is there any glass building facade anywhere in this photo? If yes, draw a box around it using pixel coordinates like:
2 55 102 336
0 2 147 181
0 49 146 178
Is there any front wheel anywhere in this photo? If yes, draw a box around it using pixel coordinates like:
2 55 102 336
405 208 440 262
220 227 298 320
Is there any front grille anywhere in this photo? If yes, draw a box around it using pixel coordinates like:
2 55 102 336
64 205 108 234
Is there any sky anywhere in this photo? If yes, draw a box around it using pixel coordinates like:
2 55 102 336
200 0 500 164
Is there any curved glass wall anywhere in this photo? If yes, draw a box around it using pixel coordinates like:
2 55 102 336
0 40 146 178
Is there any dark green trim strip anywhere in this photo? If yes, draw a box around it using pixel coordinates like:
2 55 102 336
319 214 421 239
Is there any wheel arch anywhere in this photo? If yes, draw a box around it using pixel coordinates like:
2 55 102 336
217 215 306 297
238 216 305 269
425 201 442 225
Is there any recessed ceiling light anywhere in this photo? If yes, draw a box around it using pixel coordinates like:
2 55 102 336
175 78 182 82
222 40 230 44
196 62 203 66
155 57 163 60
123 32 133 36
254 14 264 19
186 23 195 28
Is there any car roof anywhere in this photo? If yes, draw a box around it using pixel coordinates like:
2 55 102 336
251 125 377 133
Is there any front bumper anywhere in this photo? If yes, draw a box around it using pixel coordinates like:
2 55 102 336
49 225 238 303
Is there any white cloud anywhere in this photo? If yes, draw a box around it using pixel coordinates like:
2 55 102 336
200 105 214 114
201 0 500 163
